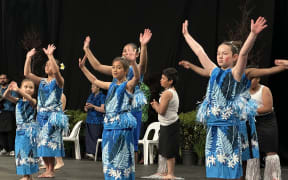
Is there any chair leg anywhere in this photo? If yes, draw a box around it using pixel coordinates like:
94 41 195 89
75 140 81 160
149 144 154 164
95 141 100 161
144 142 149 165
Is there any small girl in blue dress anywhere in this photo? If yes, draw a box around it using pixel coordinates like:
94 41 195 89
179 17 267 179
79 52 140 179
3 80 38 180
84 84 106 159
24 45 68 178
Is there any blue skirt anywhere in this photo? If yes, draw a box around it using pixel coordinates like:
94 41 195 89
37 112 65 157
15 128 38 175
102 129 135 180
205 125 242 179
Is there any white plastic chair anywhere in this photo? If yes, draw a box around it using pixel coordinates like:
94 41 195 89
94 139 102 161
138 122 160 165
63 120 83 160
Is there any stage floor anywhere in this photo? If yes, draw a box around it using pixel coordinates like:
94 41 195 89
0 156 288 179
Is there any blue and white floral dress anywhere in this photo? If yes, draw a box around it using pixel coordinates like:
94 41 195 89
197 67 258 179
37 78 68 157
15 99 38 175
102 81 136 180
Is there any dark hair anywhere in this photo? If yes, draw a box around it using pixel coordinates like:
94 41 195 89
221 41 242 55
20 78 36 97
112 57 130 72
162 67 178 86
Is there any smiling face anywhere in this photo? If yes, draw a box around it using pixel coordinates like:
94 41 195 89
217 44 238 69
112 60 127 80
21 80 35 96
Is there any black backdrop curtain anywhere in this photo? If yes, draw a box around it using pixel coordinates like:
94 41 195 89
1 0 288 163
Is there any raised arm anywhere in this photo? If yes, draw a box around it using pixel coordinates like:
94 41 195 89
245 63 287 79
232 17 268 81
126 53 140 92
275 59 288 68
2 82 18 104
182 20 217 73
83 36 112 76
78 55 111 90
138 29 152 75
24 48 42 85
43 44 64 88
179 60 210 77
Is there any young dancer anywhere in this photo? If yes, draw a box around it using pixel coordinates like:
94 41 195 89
84 84 106 159
79 52 140 179
24 45 68 178
180 17 267 179
249 77 283 180
150 67 180 180
83 29 152 162
3 80 38 180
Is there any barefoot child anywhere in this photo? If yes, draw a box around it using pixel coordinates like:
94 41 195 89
3 80 38 180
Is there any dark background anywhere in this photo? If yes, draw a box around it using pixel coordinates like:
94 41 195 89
1 0 288 163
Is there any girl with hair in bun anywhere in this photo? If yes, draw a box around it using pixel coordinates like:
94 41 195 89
83 29 152 163
179 17 267 179
24 45 68 178
79 51 140 179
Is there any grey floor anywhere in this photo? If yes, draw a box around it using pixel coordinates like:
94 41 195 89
0 156 288 180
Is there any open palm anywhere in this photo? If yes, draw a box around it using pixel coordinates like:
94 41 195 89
140 29 152 45
43 44 56 56
251 16 268 35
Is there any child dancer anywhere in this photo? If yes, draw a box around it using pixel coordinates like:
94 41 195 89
150 67 180 180
180 17 267 179
79 52 140 179
24 45 68 178
84 84 106 159
249 77 283 180
3 80 38 180
83 29 152 162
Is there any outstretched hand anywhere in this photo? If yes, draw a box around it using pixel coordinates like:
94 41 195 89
182 20 189 36
251 16 268 35
26 48 36 58
83 36 90 50
178 60 191 69
275 59 288 69
43 44 56 56
140 29 152 45
9 81 19 92
79 55 87 69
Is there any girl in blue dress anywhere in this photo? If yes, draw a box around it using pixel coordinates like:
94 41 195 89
3 80 38 180
180 17 267 179
83 29 152 163
24 45 68 178
84 84 106 159
180 58 288 180
79 52 140 179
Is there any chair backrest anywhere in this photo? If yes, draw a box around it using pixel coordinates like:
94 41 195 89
68 120 83 138
143 122 160 141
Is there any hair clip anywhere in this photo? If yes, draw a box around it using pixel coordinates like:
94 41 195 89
60 63 65 70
